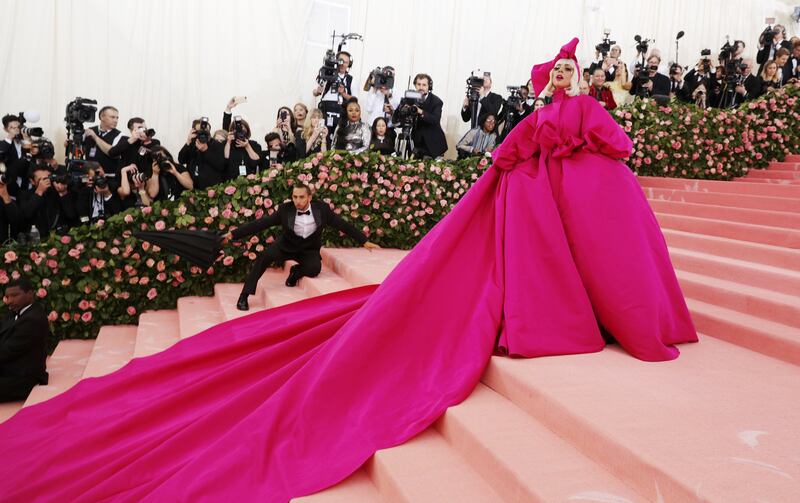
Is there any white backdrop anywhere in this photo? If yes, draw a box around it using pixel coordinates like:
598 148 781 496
0 0 797 160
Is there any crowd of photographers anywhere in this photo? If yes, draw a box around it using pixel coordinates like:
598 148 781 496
0 24 797 247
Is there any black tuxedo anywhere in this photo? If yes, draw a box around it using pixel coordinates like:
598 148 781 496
461 91 503 123
19 188 80 236
756 40 792 76
737 74 763 101
0 302 50 402
232 200 368 295
630 72 671 98
409 92 447 158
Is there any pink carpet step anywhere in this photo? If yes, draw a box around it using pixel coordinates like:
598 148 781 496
649 199 800 229
734 177 800 186
24 339 94 407
782 154 800 162
293 468 383 502
280 260 358 298
133 310 180 358
669 247 800 296
766 161 800 171
435 384 646 502
176 296 226 339
321 248 409 286
677 269 800 328
82 325 137 379
687 298 800 366
214 283 266 321
644 186 800 213
638 176 800 198
655 213 800 249
662 229 800 271
746 168 800 180
482 338 800 503
258 269 317 308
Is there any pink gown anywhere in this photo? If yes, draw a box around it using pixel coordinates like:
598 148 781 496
0 89 696 502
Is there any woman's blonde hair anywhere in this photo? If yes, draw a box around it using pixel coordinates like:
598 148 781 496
538 58 581 98
760 60 780 83
302 108 325 140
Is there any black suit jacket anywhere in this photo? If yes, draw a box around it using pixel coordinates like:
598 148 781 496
737 74 763 100
461 91 503 123
0 302 49 384
410 93 447 158
232 200 368 253
756 40 792 75
631 72 671 98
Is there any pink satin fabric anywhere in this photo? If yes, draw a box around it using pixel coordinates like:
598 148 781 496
0 90 696 502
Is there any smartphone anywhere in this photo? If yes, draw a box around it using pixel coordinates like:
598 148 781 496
233 96 248 105
765 17 775 24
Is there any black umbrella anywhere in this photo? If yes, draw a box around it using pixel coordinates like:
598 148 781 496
133 229 223 269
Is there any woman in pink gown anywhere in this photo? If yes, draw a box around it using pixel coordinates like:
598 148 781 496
0 39 696 502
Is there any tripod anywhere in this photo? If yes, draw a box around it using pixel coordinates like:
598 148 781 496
395 121 416 160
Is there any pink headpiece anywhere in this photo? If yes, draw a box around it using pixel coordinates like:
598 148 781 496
530 37 581 96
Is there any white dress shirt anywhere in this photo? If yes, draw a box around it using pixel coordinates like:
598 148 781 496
293 207 317 239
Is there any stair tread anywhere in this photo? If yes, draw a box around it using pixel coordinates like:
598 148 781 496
24 339 94 407
438 383 646 502
134 310 180 358
215 283 267 321
292 468 382 502
482 337 800 502
177 296 226 339
82 325 138 379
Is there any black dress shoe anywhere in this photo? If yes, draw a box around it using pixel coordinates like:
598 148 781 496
236 294 249 311
285 266 301 287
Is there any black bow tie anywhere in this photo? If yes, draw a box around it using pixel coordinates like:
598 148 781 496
297 210 311 216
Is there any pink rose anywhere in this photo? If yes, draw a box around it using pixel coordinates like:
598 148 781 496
155 220 166 231
48 311 58 322
146 288 158 300
224 186 237 196
36 288 47 298
141 206 152 215
4 251 17 263
61 312 71 322
81 312 93 323
60 235 71 245
124 214 134 223
41 278 51 287
78 300 90 311
47 259 58 269
223 256 234 266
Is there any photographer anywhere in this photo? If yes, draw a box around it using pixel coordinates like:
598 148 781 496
77 163 121 224
117 164 153 209
461 74 503 125
297 109 328 156
224 116 262 179
313 51 355 145
261 132 297 170
456 113 497 159
369 117 396 156
0 115 23 167
0 167 21 244
757 24 791 76
107 118 160 178
179 119 226 190
684 55 717 107
270 107 300 159
82 106 122 174
332 98 371 153
6 138 56 200
148 146 193 203
787 41 800 85
363 67 400 128
668 64 690 103
394 74 447 159
19 166 79 236
588 68 617 109
735 60 763 101
630 55 671 98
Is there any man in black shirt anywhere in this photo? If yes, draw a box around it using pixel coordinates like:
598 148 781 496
404 73 447 159
630 55 671 98
460 74 503 127
0 115 23 168
19 166 80 236
82 106 122 174
735 59 763 102
179 124 226 190
0 277 50 403
106 118 160 177
0 176 20 245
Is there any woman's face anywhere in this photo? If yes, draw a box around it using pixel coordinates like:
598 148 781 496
766 62 777 76
533 100 545 111
482 115 496 132
294 105 307 122
310 115 320 127
610 46 621 58
375 120 387 136
347 103 361 122
553 62 575 89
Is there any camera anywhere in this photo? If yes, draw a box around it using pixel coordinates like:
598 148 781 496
196 117 211 144
370 66 395 89
17 126 44 139
634 35 652 55
137 126 156 138
595 30 616 57
759 25 777 46
232 116 247 141
466 72 485 102
395 90 424 127
280 110 289 122
64 97 98 134
34 139 55 159
505 85 522 109
317 49 339 84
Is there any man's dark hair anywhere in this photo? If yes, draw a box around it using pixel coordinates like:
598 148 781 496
29 165 51 180
293 183 313 195
127 117 145 130
99 106 118 117
6 277 34 293
264 132 281 144
2 114 20 128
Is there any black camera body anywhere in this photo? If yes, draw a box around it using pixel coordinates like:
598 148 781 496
195 117 211 144
596 33 616 57
232 116 248 142
505 85 522 109
466 74 485 102
634 35 652 55
65 97 98 135
395 90 424 129
371 66 395 89
318 49 339 84
34 139 55 159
